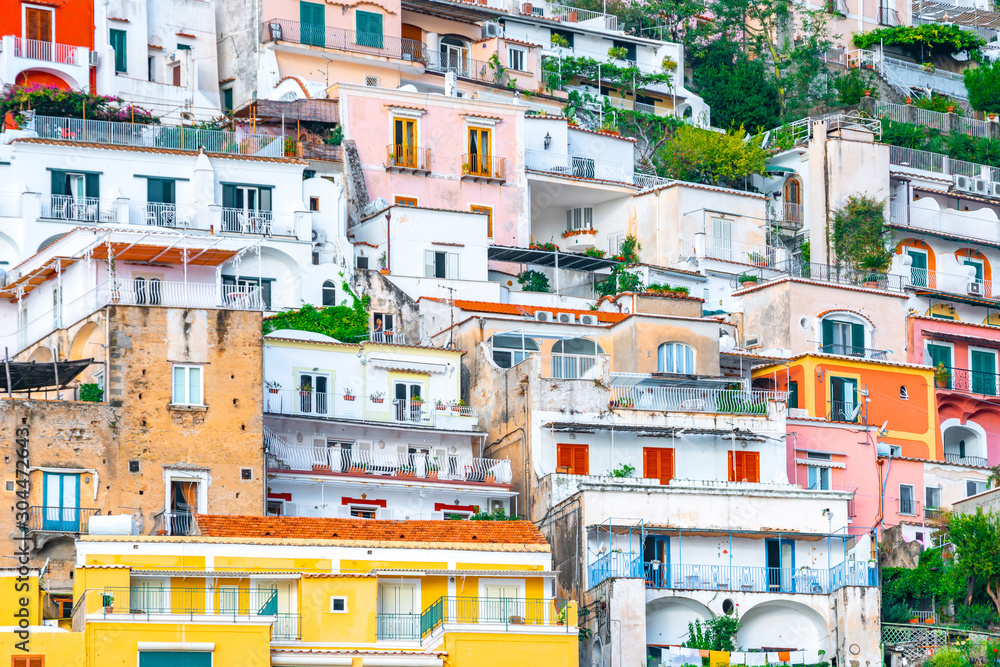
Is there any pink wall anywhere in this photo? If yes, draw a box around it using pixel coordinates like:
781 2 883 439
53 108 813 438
341 89 525 247
263 0 403 37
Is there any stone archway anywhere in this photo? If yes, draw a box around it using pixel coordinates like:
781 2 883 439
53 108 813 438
737 599 831 653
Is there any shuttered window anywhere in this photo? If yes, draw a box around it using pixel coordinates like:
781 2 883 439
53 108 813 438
356 10 383 48
556 443 588 475
138 652 212 667
300 1 326 47
50 171 99 198
643 447 674 485
110 29 127 72
12 656 44 667
728 451 760 483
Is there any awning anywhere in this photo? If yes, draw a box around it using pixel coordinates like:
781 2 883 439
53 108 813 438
1 358 95 391
367 357 449 375
130 570 302 578
488 245 621 272
764 165 796 175
541 422 768 441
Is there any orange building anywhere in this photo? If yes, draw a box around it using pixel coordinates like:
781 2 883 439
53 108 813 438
0 0 94 90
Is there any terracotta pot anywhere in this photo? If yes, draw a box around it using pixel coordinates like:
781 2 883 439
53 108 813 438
906 98 913 104
344 395 355 402
947 106 956 113
863 89 871 97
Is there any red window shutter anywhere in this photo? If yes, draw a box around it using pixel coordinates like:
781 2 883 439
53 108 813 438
746 452 760 483
643 448 657 481
574 445 589 476
557 444 571 471
728 451 735 482
662 448 675 483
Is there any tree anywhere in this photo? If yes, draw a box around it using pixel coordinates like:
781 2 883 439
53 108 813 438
853 24 985 62
657 124 768 188
965 60 1000 115
683 613 742 651
263 283 370 342
0 84 158 123
690 41 782 131
831 195 892 271
947 509 1000 616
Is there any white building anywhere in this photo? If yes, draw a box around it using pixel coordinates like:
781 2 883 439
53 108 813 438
262 330 516 521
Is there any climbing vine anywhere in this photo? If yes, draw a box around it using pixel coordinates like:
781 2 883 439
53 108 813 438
831 194 893 271
263 282 370 342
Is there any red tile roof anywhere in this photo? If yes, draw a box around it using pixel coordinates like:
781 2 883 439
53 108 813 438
449 299 631 323
194 515 550 547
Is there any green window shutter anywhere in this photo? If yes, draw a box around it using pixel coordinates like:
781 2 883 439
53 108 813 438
300 1 325 46
821 319 834 351
176 43 192 51
971 350 996 395
163 179 175 204
260 187 272 211
139 651 212 667
851 323 865 355
788 381 799 409
110 29 127 72
222 88 234 113
51 170 67 196
357 10 383 48
222 184 236 208
85 173 99 198
147 178 163 203
928 344 952 369
964 260 984 281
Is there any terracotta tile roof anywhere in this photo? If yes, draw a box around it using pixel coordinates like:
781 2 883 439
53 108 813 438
10 138 307 164
194 515 550 547
449 299 631 323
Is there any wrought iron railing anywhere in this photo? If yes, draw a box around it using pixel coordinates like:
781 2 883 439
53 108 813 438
151 509 194 536
588 551 643 587
641 561 877 594
420 597 571 637
98 586 278 619
608 386 785 414
942 366 1000 396
260 18 424 62
818 344 891 360
273 613 302 640
524 149 631 184
385 144 431 171
377 612 422 640
425 53 511 85
828 400 861 423
23 506 100 533
461 153 507 181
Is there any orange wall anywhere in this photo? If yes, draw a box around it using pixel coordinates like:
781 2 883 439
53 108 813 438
1 0 94 49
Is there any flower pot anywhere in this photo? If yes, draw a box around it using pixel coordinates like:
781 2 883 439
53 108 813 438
436 405 446 411
344 395 355 402
485 474 496 483
104 606 113 613
312 464 330 471
990 114 997 121
863 90 871 97
741 280 758 288
906 98 913 104
910 618 919 624
379 268 391 275
428 470 439 478
268 388 279 394
451 406 462 412
947 106 956 113
372 398 384 404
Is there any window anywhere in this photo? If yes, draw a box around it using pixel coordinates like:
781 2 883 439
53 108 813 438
148 56 156 82
365 75 380 87
222 276 272 310
53 596 73 619
643 447 674 485
806 451 832 461
829 376 859 422
566 207 594 232
222 87 234 113
309 196 320 211
395 196 418 206
557 443 589 475
222 184 272 212
393 381 423 422
900 385 908 400
467 127 492 176
927 343 952 388
267 500 283 516
551 338 604 378
424 250 459 279
490 333 539 368
139 652 211 667
970 349 997 396
508 46 526 71
890 444 902 457
129 460 140 473
172 365 203 405
42 472 81 531
925 486 941 510
899 484 915 515
788 380 799 409
440 36 467 70
241 468 253 480
373 313 394 339
298 372 330 415
610 40 636 60
176 43 191 51
728 451 760 483
821 318 864 356
356 256 370 270
131 274 162 305
378 583 417 621
907 248 929 287
350 505 378 518
657 343 695 374
392 117 418 168
356 10 384 48
322 280 337 306
550 29 574 47
330 596 348 613
51 170 99 202
110 29 127 72
966 479 987 497
806 466 831 490
12 657 44 667
300 1 326 46
471 205 493 237
25 7 53 42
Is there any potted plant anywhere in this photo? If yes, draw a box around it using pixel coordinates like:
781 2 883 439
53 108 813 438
450 399 467 412
859 253 890 287
661 57 677 70
990 114 998 121
947 105 956 113
398 464 415 477
348 461 368 474
265 380 281 395
370 390 386 404
435 400 446 411
103 594 113 613
379 252 389 275
608 46 628 60
863 89 871 97
427 457 440 478
557 465 572 473
747 251 766 267
934 363 951 388
906 97 914 104
485 472 496 483
343 387 355 402
738 274 759 287
556 605 569 626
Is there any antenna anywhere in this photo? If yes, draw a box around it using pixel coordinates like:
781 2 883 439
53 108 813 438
878 420 889 437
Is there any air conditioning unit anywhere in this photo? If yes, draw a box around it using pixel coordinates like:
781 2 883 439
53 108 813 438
969 281 984 296
482 21 501 38
489 499 505 512
557 312 575 323
166 52 180 65
535 311 553 322
991 181 1000 199
311 229 327 243
972 177 989 196
954 174 973 193
578 314 598 325
88 51 99 67
744 335 762 349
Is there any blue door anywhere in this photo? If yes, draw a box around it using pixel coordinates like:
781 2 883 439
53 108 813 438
765 538 795 592
643 535 670 587
43 472 80 531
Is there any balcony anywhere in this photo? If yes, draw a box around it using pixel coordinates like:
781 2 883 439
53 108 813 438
769 202 804 231
425 53 515 86
95 586 277 620
642 562 877 594
385 144 431 174
377 612 421 641
704 236 783 267
761 260 907 291
14 115 283 157
461 154 507 184
525 149 631 184
0 35 90 91
937 366 1000 397
888 200 1000 243
889 145 1000 184
536 1 619 29
600 95 672 117
608 385 785 415
828 400 861 423
274 613 302 640
265 427 513 483
24 506 100 533
817 343 891 360
903 268 1000 300
151 509 194 536
260 19 424 64
262 387 479 429
420 596 573 638
879 6 902 24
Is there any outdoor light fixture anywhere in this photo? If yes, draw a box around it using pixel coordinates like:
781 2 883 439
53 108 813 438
544 132 551 149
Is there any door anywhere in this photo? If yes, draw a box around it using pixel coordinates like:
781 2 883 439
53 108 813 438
146 179 176 227
394 382 422 422
765 538 795 592
442 42 466 71
299 373 329 415
971 349 996 395
711 217 733 261
138 652 212 667
727 451 760 483
300 1 326 47
169 480 198 535
643 535 670 587
830 376 858 421
130 578 170 614
25 7 53 60
468 128 491 176
928 344 952 388
356 10 383 49
643 447 675 485
822 319 864 356
393 118 417 167
483 584 524 623
43 473 80 531
378 583 418 637
907 249 928 287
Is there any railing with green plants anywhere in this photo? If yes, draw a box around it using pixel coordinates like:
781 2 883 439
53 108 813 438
419 596 572 637
608 385 785 414
24 507 100 533
762 260 908 291
424 53 513 85
385 144 431 172
264 426 510 482
97 586 278 620
273 613 302 640
872 100 990 138
376 612 422 641
28 115 283 157
259 19 425 63
461 154 507 182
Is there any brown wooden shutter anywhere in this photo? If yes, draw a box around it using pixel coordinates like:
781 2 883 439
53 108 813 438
745 452 760 483
557 444 571 471
573 445 589 475
728 451 735 482
643 448 657 481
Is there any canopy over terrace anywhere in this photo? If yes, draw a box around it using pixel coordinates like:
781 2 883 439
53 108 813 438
487 245 621 295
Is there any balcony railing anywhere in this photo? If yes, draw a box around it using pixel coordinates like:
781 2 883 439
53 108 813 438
888 199 1000 242
377 613 421 641
588 551 643 587
12 37 82 64
420 597 571 637
873 100 992 139
609 386 785 414
818 343 891 360
544 2 618 29
944 366 1000 396
879 6 902 24
385 144 431 172
265 427 512 483
828 400 861 423
768 260 908 291
98 586 277 619
462 154 507 182
151 509 194 536
23 506 100 533
524 149 631 184
260 19 424 62
769 202 804 230
425 53 513 85
889 145 1000 184
102 281 265 310
944 453 990 467
262 388 479 425
704 237 781 266
274 613 302 640
640 561 877 594
27 115 283 157
898 497 919 516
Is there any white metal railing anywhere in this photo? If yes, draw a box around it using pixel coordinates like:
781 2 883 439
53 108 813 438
549 353 598 379
885 56 965 82
889 145 1000 183
943 453 990 467
12 37 81 64
40 195 108 222
525 149 631 183
634 173 671 190
120 201 211 230
872 100 990 137
544 2 618 29
27 115 283 157
848 49 913 99
704 236 781 266
265 428 511 483
888 200 1000 241
262 387 479 427
219 208 295 236
609 385 786 414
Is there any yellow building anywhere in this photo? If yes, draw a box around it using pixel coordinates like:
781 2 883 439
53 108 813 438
0 515 577 667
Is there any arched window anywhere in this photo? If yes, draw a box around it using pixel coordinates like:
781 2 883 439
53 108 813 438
322 280 337 306
490 333 540 369
820 313 869 357
658 342 694 374
943 426 986 464
784 176 803 225
439 35 467 71
551 338 605 378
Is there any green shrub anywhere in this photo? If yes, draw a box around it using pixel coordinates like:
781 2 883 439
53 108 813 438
965 60 1000 115
834 69 880 105
79 383 104 403
263 284 369 342
915 94 964 116
831 194 892 271
517 270 551 293
852 24 985 61
927 648 970 667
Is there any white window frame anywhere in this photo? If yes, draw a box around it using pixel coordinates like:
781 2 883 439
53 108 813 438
966 478 987 497
657 342 695 374
508 46 526 71
171 364 204 406
22 4 55 43
349 504 379 519
330 596 349 613
899 483 915 515
424 250 459 279
163 468 209 517
566 207 594 231
806 465 831 490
